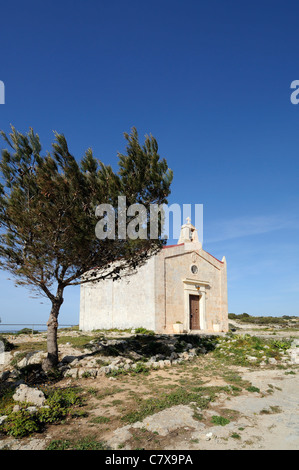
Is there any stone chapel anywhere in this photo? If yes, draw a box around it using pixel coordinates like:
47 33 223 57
79 219 228 334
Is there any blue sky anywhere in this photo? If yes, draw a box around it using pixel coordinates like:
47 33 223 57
0 0 299 327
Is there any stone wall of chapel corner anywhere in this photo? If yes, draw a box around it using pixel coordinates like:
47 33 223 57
79 257 156 331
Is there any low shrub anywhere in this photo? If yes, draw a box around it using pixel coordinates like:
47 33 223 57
211 415 230 426
135 327 155 335
0 386 85 439
2 410 42 438
16 328 39 335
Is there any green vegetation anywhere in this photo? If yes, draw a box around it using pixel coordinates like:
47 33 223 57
58 335 98 349
7 341 47 356
213 334 292 366
228 313 298 326
0 386 85 438
121 385 229 424
89 386 123 400
246 386 260 393
135 327 155 335
0 323 295 445
90 415 110 424
16 328 40 335
2 409 41 438
46 438 110 450
231 432 241 439
211 415 230 426
0 126 173 370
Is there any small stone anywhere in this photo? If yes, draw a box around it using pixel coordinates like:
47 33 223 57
63 368 78 378
247 356 258 362
0 416 7 425
26 406 38 413
145 361 153 368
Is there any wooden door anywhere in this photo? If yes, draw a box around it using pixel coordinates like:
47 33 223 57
189 295 200 330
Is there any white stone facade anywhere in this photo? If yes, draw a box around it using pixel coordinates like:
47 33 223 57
79 221 228 334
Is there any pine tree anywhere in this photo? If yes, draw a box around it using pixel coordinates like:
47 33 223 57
0 126 173 370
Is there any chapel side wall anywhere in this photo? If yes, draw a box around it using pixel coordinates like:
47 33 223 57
79 258 156 331
200 252 223 331
79 279 114 331
220 258 228 331
154 250 166 333
200 252 228 332
112 257 156 331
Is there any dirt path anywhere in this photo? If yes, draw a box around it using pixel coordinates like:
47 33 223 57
103 367 299 450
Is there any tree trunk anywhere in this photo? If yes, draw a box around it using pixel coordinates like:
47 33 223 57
42 288 64 371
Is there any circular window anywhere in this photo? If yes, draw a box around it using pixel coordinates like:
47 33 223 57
191 264 198 274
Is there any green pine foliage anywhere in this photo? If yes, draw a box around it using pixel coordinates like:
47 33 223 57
0 126 173 368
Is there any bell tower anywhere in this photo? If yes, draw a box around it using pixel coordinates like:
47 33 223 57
178 217 202 249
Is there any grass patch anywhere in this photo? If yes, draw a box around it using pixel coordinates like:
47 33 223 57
246 386 260 393
90 415 110 424
57 335 97 349
91 386 123 400
135 327 155 335
46 438 110 450
231 432 241 439
211 415 230 426
122 387 212 424
9 341 47 355
228 313 298 326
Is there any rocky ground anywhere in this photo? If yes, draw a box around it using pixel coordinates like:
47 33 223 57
0 320 298 450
